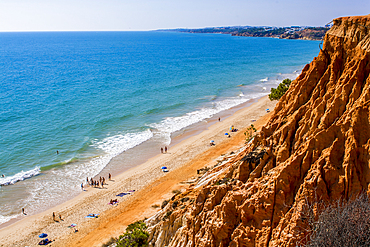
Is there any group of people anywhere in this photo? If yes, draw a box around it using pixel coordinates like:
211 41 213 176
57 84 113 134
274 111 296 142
86 174 111 189
160 146 168 153
230 125 238 132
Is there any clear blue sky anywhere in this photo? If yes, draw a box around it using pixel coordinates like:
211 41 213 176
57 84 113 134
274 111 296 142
0 0 368 31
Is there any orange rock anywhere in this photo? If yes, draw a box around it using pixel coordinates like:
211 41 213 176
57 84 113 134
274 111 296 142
146 14 370 247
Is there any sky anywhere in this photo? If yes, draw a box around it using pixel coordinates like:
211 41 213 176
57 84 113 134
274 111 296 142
0 0 368 31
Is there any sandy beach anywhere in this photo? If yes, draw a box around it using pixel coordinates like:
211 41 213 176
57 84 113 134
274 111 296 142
0 96 276 247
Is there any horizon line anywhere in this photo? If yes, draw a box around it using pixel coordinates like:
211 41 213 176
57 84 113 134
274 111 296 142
0 24 329 33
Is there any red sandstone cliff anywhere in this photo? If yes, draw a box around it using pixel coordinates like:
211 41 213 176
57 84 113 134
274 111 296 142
145 14 370 246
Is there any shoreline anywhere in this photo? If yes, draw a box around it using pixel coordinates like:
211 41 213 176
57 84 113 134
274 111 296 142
0 95 276 247
0 95 260 230
98 96 262 180
104 96 261 178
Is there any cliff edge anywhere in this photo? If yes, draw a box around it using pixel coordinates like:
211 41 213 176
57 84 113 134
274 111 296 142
146 14 370 246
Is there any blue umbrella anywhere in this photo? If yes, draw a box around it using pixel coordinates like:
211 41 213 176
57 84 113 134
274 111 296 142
39 233 48 238
161 166 167 169
225 133 229 135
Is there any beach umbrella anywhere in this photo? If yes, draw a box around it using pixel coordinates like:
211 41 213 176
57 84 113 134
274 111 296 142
161 166 167 169
39 233 48 238
225 133 229 135
266 109 270 111
210 140 214 143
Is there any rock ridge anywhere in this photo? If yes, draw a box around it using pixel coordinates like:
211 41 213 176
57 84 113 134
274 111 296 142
146 14 370 246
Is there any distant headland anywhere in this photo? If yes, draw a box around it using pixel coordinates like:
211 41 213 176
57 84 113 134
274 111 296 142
158 25 331 40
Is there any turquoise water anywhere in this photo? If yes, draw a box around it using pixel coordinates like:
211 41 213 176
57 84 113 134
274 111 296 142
0 31 320 224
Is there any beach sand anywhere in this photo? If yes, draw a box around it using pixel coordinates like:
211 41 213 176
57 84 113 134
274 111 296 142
0 96 276 247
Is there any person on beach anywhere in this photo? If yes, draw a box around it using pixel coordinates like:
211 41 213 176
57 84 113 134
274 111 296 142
59 214 63 221
102 177 105 185
86 177 89 185
90 178 94 186
109 173 111 180
81 183 84 191
165 146 167 153
161 147 163 153
22 208 26 215
52 212 56 221
218 117 220 121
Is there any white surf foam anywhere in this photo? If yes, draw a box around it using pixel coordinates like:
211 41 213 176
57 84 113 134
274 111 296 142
148 69 303 145
0 129 155 221
0 214 19 225
149 92 267 145
93 129 153 157
0 166 40 186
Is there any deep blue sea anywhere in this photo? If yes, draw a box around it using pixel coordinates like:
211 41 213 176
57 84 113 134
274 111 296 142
0 31 320 224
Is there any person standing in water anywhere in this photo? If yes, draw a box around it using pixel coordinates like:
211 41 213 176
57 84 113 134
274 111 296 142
165 146 167 153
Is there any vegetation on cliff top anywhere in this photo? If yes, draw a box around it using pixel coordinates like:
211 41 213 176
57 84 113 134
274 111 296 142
268 78 292 100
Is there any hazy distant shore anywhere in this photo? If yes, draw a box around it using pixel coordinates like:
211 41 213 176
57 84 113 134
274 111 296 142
158 25 329 40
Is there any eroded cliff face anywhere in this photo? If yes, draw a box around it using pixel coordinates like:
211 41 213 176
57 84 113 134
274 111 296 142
146 15 370 246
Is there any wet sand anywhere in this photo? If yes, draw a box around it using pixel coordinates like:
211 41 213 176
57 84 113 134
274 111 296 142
0 96 276 247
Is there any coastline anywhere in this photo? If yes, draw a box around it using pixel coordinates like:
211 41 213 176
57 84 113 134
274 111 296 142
0 95 276 247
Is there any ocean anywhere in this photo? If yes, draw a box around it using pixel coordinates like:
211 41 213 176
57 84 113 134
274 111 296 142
0 31 320 225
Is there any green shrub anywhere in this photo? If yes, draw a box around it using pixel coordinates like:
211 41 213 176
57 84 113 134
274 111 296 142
116 220 149 247
269 78 292 100
244 124 257 142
